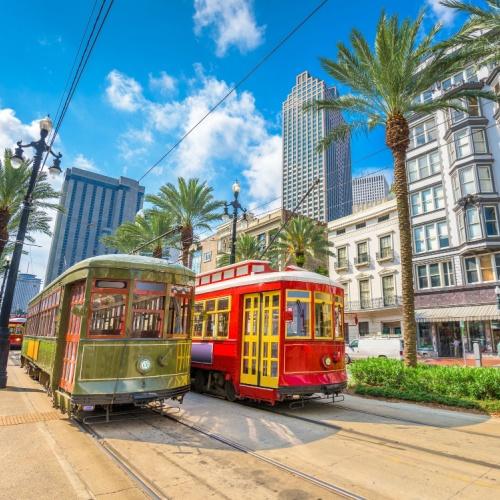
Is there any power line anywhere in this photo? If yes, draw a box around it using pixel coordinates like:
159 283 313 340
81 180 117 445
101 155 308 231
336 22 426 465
138 0 329 182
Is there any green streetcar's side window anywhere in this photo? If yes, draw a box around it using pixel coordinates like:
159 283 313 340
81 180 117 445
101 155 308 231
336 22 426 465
167 285 193 338
89 293 127 336
131 281 166 339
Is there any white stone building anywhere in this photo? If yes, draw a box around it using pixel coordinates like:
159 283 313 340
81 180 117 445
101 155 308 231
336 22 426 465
328 199 402 342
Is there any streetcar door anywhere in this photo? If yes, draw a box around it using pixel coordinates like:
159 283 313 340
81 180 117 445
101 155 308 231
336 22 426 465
259 291 280 388
59 281 85 392
240 293 260 385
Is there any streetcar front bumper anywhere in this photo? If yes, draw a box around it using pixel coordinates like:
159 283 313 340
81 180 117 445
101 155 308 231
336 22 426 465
278 381 348 399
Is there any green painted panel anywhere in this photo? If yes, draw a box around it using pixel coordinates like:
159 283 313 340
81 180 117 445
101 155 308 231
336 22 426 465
21 336 57 375
73 340 191 395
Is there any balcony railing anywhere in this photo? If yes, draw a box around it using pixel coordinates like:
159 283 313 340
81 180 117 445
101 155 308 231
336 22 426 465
335 260 349 271
376 249 394 262
345 295 402 311
354 255 370 267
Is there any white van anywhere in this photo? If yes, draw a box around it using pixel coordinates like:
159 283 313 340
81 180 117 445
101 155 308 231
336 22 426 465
345 337 404 363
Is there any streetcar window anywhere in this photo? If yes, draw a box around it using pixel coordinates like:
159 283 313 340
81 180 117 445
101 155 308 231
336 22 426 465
200 276 210 285
252 264 265 273
167 286 192 338
236 265 249 276
314 292 333 339
135 281 166 292
334 301 344 339
131 295 165 338
285 290 311 338
223 269 235 279
95 280 127 289
89 293 127 336
192 302 205 338
212 272 222 282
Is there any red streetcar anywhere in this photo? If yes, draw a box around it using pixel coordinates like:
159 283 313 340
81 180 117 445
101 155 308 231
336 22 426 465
9 317 26 349
191 260 347 404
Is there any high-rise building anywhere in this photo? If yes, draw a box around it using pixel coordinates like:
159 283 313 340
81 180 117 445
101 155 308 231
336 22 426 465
282 71 352 222
11 273 41 314
45 167 145 285
352 173 389 208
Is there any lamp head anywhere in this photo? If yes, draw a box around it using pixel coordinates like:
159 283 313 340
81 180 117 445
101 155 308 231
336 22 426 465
48 154 62 179
232 180 240 195
10 142 25 169
39 116 53 132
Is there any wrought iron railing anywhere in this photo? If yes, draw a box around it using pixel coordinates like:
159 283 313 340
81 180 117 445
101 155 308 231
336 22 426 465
354 255 370 266
376 249 394 261
345 295 402 311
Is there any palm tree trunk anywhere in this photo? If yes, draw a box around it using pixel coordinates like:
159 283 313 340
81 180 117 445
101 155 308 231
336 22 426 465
386 114 417 367
153 245 163 259
181 226 193 267
0 208 10 259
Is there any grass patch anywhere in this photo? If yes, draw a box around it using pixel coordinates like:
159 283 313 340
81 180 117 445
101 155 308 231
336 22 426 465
349 358 500 414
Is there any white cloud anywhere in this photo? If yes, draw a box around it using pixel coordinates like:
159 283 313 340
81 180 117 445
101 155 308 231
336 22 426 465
0 108 40 153
426 0 457 26
193 0 265 57
105 66 281 207
73 153 100 172
106 70 144 111
149 71 177 95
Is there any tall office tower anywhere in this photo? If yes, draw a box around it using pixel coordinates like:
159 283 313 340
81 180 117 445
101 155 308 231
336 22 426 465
352 173 389 207
11 273 42 314
45 167 145 285
282 71 352 222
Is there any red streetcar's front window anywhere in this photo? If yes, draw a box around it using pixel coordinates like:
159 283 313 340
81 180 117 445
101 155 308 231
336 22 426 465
314 292 333 339
285 290 311 338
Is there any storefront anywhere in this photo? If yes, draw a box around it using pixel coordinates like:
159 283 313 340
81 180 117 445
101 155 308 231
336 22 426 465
416 304 500 356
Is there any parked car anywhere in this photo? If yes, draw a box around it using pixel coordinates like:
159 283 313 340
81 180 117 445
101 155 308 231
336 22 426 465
345 337 404 363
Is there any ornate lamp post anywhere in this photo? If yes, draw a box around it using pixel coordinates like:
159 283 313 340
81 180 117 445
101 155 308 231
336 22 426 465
0 116 62 389
224 181 246 265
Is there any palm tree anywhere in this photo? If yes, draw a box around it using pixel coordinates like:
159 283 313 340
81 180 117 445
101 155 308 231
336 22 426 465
0 150 62 259
217 233 264 267
147 177 224 267
102 210 176 258
439 0 500 64
312 12 498 366
275 216 333 269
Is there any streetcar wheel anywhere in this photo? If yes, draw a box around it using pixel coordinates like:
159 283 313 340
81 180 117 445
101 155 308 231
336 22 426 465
193 371 206 393
224 380 237 402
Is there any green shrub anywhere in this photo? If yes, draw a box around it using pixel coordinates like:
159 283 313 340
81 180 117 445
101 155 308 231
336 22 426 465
350 358 500 401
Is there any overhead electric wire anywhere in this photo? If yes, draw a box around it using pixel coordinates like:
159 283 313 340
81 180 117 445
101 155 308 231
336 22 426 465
137 0 330 182
40 0 115 174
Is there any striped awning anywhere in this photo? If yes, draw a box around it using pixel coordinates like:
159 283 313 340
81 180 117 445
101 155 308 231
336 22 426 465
415 304 500 323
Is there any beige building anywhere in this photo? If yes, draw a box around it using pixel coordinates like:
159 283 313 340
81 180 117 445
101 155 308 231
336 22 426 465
193 208 285 273
329 198 402 342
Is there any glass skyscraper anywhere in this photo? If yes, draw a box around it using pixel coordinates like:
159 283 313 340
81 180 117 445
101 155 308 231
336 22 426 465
11 273 41 314
282 71 352 222
45 167 145 285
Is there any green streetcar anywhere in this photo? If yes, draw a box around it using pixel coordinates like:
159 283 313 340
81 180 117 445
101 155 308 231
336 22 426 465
21 254 194 417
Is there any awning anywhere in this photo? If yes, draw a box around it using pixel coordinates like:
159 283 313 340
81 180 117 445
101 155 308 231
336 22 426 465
415 304 500 323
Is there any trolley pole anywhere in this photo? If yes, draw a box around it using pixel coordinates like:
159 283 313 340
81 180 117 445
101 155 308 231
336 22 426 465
224 181 246 265
0 117 62 389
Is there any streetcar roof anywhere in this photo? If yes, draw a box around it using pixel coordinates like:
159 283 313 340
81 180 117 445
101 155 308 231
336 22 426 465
41 254 194 292
195 269 342 295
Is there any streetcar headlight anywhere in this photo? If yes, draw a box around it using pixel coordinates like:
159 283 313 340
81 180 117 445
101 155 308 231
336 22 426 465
322 355 333 368
137 356 153 374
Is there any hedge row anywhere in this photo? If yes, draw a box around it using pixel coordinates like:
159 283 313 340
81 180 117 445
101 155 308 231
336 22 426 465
349 358 500 401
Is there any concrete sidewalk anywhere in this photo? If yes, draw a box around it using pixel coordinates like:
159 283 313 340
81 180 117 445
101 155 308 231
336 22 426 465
0 355 146 500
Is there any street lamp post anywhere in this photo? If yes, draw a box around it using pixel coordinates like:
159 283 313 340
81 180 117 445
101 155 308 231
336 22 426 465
0 257 11 305
0 117 62 389
224 181 246 265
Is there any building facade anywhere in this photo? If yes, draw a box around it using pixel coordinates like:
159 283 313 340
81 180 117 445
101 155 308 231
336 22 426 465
11 273 41 314
407 61 500 356
329 199 402 342
45 167 145 285
282 71 352 223
352 173 389 210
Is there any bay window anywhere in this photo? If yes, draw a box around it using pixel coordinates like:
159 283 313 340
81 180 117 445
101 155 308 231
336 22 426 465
465 207 482 240
449 96 480 124
464 253 500 284
478 165 494 192
453 164 495 201
442 66 477 91
450 128 488 162
454 129 471 158
483 206 499 236
460 166 476 195
472 129 487 153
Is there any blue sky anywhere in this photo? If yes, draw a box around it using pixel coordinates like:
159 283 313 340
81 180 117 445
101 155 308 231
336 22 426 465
0 0 469 278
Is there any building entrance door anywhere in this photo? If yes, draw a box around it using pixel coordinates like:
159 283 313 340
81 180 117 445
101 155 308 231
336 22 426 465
437 321 461 357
